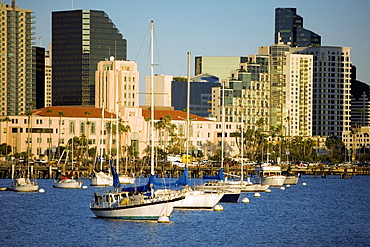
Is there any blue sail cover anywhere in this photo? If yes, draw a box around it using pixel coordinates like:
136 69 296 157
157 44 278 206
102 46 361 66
203 168 224 180
151 167 189 188
111 165 120 189
122 168 189 193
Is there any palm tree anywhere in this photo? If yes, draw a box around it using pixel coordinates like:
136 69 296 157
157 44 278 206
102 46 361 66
118 119 131 172
57 111 65 158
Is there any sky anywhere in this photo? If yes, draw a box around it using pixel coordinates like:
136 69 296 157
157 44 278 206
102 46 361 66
8 0 370 97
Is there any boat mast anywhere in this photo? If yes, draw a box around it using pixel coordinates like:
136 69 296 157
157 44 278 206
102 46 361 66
221 82 225 169
100 102 104 171
241 103 244 181
115 58 120 174
150 20 155 176
186 51 191 168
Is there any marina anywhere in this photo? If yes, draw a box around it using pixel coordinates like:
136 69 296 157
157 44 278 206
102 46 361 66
1 175 369 246
0 162 369 180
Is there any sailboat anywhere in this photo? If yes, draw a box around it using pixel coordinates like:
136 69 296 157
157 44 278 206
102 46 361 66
9 163 39 192
90 20 184 220
53 148 82 189
90 76 135 186
194 82 241 202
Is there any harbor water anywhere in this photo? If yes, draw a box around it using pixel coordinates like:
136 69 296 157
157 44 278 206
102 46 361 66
1 175 369 247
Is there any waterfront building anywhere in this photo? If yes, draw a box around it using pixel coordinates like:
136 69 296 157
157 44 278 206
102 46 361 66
95 59 139 113
171 73 220 117
211 55 270 133
212 46 313 137
259 45 313 137
275 8 321 47
0 107 241 160
291 46 352 139
52 9 127 106
145 74 173 108
0 1 35 116
195 56 248 80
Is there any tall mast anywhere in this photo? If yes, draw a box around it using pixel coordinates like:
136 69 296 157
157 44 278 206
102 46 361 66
221 82 225 169
115 59 120 173
150 20 155 176
186 52 191 168
241 103 244 181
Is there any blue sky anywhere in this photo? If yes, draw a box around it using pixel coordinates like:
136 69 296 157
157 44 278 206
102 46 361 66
11 0 370 93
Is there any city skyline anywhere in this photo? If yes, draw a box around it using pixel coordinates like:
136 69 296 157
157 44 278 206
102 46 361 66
9 0 370 95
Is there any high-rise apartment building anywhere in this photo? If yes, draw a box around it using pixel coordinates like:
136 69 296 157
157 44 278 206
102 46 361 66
259 45 313 137
275 8 321 47
195 56 248 80
52 9 127 106
291 46 352 139
95 59 139 113
0 1 35 116
45 44 52 107
211 55 270 132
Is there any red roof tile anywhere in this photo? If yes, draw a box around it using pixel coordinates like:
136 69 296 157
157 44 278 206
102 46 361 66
31 106 116 118
141 109 210 121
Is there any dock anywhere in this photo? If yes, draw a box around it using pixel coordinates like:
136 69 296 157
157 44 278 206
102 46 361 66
0 161 369 179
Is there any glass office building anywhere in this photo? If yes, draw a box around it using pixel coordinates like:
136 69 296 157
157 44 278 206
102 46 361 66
275 8 321 47
52 10 127 106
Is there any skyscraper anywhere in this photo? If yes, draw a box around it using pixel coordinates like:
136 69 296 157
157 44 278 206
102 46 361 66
291 46 352 139
52 9 127 106
275 8 321 47
0 1 35 116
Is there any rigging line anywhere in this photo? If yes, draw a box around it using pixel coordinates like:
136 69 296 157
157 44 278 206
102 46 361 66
134 22 151 62
153 30 165 75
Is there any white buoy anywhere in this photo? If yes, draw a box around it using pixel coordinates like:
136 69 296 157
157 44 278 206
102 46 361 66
38 188 45 193
254 192 261 197
157 215 170 223
265 189 271 193
214 204 223 211
286 184 291 188
280 186 286 191
82 185 88 189
242 197 250 203
302 182 307 186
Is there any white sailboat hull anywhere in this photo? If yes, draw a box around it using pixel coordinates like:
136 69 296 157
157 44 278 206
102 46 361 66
90 171 112 186
9 178 39 192
173 190 224 209
284 176 299 185
91 197 182 220
53 179 82 189
90 171 135 186
260 175 286 187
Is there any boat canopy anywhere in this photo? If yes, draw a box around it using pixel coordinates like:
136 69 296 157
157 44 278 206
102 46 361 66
202 168 224 180
122 168 189 193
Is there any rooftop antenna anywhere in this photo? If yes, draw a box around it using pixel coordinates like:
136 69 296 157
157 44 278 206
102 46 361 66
71 0 73 9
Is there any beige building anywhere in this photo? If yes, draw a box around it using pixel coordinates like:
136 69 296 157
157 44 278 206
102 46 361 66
95 59 139 113
145 74 173 108
45 44 52 107
0 106 241 161
0 2 34 116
